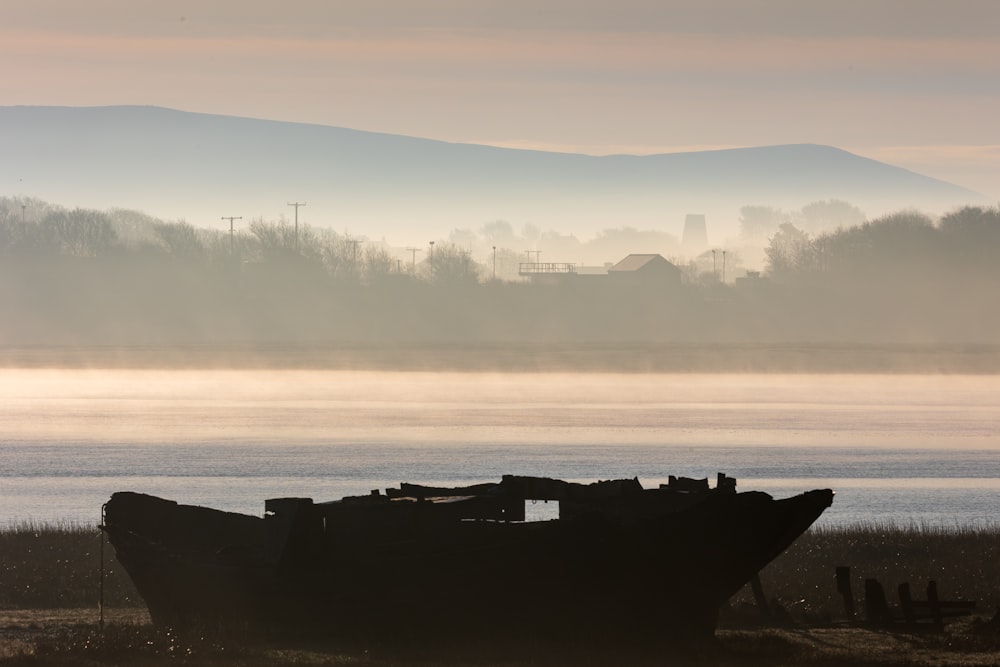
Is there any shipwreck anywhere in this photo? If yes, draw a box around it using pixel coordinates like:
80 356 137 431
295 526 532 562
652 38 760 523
102 474 833 643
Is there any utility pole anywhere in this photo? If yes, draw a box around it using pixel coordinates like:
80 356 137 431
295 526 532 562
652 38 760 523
287 202 306 251
492 246 497 280
348 239 361 278
222 216 242 253
405 247 422 275
712 249 718 281
722 250 727 284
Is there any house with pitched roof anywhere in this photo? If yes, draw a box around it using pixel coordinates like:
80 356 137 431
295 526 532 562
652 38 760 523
607 254 682 285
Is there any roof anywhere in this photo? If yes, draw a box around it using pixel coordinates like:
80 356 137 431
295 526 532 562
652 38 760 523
608 254 672 272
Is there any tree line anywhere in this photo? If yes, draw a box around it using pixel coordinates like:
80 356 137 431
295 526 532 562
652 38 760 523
1 197 997 346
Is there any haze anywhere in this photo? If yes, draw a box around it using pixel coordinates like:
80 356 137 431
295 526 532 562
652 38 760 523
2 0 998 201
3 369 998 450
2 1 998 372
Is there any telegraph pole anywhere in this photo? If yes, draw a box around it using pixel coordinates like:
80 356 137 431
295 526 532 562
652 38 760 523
348 238 361 278
405 247 421 274
222 216 242 253
492 246 497 280
287 202 306 251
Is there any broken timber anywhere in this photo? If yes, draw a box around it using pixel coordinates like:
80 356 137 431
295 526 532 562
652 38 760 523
850 570 977 632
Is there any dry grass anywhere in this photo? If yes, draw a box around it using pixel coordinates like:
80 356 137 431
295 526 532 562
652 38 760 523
726 523 1000 625
0 523 139 610
2 522 1000 665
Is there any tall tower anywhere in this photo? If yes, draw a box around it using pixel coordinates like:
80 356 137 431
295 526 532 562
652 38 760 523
682 214 708 252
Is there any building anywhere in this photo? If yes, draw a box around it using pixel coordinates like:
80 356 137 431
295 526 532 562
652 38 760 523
608 253 682 285
682 214 709 252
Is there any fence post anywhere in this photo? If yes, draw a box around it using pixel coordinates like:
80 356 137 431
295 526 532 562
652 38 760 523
864 578 893 626
836 566 855 619
926 581 944 632
898 582 916 629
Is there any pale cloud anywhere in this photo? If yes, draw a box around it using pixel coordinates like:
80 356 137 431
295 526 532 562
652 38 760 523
1 0 998 197
5 0 999 40
6 27 998 90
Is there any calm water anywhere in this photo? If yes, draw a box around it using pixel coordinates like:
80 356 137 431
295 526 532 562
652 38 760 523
1 370 998 527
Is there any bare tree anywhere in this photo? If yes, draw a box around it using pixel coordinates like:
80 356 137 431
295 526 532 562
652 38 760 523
153 221 206 262
422 242 481 286
40 208 118 257
249 218 297 261
363 245 396 284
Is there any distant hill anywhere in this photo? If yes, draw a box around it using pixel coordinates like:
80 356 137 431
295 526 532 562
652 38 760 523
0 105 989 243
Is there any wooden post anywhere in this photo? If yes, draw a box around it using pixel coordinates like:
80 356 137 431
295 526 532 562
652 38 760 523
864 578 893 626
836 566 855 619
926 581 944 632
898 582 916 629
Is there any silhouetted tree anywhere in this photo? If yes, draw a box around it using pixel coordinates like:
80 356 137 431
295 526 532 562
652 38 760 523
739 206 787 241
939 206 1000 272
153 221 206 262
39 208 118 257
249 218 299 262
539 230 583 260
422 242 481 286
795 199 865 235
363 245 396 284
764 223 810 278
481 220 519 248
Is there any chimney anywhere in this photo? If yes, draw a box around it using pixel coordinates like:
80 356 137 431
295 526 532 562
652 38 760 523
682 214 709 252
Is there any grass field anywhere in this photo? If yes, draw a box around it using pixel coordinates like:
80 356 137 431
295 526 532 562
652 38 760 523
2 522 999 665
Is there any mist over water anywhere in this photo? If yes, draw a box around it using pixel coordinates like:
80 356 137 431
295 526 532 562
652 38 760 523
2 370 999 527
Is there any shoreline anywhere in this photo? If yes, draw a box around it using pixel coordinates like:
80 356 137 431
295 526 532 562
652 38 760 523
2 342 999 373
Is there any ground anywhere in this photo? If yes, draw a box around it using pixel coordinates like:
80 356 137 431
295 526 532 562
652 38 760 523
3 608 1000 666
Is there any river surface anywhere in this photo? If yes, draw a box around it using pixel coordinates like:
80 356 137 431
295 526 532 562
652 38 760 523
1 370 998 527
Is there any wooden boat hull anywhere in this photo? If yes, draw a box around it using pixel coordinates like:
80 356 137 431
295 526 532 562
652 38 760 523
103 477 833 643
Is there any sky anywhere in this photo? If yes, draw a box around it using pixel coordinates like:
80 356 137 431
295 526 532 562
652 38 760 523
2 0 999 200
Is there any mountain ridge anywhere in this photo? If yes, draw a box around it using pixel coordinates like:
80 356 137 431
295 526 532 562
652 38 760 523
1 105 988 243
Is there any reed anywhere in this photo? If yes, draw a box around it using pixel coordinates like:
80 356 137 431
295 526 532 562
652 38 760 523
0 522 139 609
3 522 1000 666
727 522 1000 624
3 521 998 624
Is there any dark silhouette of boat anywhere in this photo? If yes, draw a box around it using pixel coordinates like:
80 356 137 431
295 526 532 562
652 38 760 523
102 474 832 644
